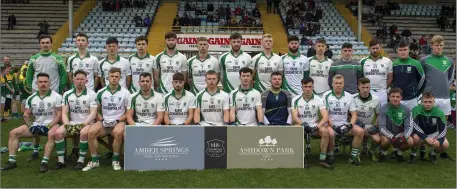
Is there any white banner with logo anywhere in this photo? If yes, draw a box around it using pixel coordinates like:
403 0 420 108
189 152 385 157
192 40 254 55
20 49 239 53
176 34 263 52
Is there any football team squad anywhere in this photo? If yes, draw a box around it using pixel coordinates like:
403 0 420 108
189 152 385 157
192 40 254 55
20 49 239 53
0 31 455 172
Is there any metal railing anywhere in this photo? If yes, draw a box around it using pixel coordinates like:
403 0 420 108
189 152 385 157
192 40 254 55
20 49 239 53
170 26 266 34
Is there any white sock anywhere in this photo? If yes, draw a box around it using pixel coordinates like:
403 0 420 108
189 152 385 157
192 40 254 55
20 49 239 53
78 156 85 163
397 150 403 155
58 156 65 163
381 150 387 155
430 149 436 155
393 148 398 151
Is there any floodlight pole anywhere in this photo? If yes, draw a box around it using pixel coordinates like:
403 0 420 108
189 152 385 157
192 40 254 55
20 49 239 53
358 0 362 42
69 0 73 39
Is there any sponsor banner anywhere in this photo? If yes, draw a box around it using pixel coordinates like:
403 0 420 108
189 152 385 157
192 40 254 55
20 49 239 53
227 126 304 169
124 126 205 171
176 34 262 52
204 127 227 169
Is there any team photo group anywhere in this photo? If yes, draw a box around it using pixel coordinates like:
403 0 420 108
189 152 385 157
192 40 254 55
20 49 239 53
0 31 455 173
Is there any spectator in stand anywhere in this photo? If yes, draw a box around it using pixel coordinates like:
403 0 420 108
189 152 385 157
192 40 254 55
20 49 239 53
225 5 231 21
409 39 419 60
252 5 261 18
134 14 144 27
324 44 333 59
307 44 316 58
217 5 225 20
37 19 50 38
267 0 273 13
273 0 280 14
185 2 191 11
388 23 397 37
438 15 447 31
7 14 15 30
207 2 214 12
173 15 179 26
401 27 412 43
235 6 241 15
419 35 429 54
115 0 120 11
144 15 151 28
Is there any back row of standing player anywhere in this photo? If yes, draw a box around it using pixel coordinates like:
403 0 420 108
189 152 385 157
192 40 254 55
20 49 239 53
26 32 455 119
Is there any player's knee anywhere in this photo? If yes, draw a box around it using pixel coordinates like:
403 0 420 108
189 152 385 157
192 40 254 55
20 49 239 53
353 126 364 137
441 139 449 149
327 127 335 138
9 128 21 138
318 127 329 137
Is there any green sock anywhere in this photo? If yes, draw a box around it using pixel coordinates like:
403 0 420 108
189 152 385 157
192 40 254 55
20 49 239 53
91 154 99 162
55 139 65 163
8 155 16 162
33 145 39 153
41 157 49 164
351 148 360 158
319 152 326 161
113 153 120 161
78 140 88 163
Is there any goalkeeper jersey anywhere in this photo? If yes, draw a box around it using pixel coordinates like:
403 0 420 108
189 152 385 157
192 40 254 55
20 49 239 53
27 51 67 93
26 90 62 125
62 88 97 123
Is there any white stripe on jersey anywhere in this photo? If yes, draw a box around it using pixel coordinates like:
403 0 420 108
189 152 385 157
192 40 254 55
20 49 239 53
282 53 309 97
127 89 164 125
98 55 132 89
188 54 220 94
128 53 156 93
66 53 99 91
308 56 333 94
96 85 130 123
163 90 196 125
26 90 62 125
353 93 380 125
292 94 326 127
155 51 188 94
219 50 253 92
196 88 230 126
253 52 283 93
230 87 262 125
323 90 357 126
360 56 393 90
62 88 97 123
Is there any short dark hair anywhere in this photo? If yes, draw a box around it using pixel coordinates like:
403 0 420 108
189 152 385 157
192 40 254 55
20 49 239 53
76 33 89 41
39 35 53 43
358 77 370 85
165 32 177 39
315 38 326 45
73 69 87 77
206 70 218 77
229 32 242 40
106 37 119 45
301 77 314 85
135 35 148 44
369 39 380 47
271 71 283 78
172 72 185 81
287 35 299 43
140 72 152 80
422 92 434 99
109 67 121 74
342 42 353 49
239 67 253 76
36 72 49 79
398 41 409 48
388 87 403 96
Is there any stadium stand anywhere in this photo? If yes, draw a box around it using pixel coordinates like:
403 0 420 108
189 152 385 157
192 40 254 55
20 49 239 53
173 0 263 34
363 4 456 59
58 1 159 58
1 0 83 66
280 0 369 60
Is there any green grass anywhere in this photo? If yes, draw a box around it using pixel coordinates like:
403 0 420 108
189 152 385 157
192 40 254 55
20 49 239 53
1 119 456 188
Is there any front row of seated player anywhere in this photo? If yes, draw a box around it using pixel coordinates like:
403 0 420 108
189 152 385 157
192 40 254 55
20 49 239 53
1 67 449 172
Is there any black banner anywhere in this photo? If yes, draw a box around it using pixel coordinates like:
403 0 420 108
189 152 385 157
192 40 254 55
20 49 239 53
204 127 227 169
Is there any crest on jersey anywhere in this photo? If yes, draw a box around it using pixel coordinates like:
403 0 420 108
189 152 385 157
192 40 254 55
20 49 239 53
110 97 114 102
432 118 437 125
76 100 80 105
83 100 86 104
242 60 245 64
407 66 411 73
217 99 221 104
344 102 347 106
244 97 248 103
312 105 315 109
325 66 328 70
234 60 239 65
251 97 255 102
183 102 187 107
397 112 403 118
201 64 204 70
266 61 271 66
176 61 179 65
118 97 121 101
381 64 385 68
47 103 51 107
146 64 150 67
168 60 172 65
86 63 89 68
292 61 296 66
139 64 142 68
208 64 211 69
299 62 303 66
336 102 340 107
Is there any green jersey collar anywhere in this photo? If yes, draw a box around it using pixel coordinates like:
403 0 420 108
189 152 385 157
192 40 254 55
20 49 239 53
76 52 91 59
432 53 444 58
108 85 122 94
139 89 155 99
40 51 52 56
357 93 372 102
75 87 88 97
312 56 328 63
205 88 220 95
331 90 345 99
287 51 300 59
239 86 253 93
171 89 186 98
230 50 243 57
197 54 211 62
38 90 52 99
163 50 179 57
135 52 150 59
105 55 120 64
399 57 411 62
261 51 273 59
303 94 315 102
368 54 383 60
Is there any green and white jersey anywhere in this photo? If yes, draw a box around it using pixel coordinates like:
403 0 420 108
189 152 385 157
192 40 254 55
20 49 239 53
308 56 333 94
26 51 66 93
353 93 380 125
62 88 97 123
66 52 99 91
128 53 156 93
282 52 310 96
98 55 132 89
128 89 164 125
360 55 393 90
219 50 253 92
163 90 196 125
25 90 62 125
253 52 283 93
96 85 130 123
292 94 326 127
230 87 262 125
188 54 220 94
155 51 188 94
196 88 230 126
323 90 357 126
